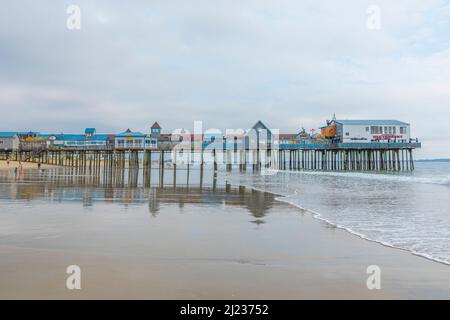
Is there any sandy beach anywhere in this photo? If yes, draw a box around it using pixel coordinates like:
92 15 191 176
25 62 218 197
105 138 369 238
0 181 449 299
0 160 55 170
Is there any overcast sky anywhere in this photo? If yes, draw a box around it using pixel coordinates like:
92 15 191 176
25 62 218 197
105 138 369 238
1 0 449 158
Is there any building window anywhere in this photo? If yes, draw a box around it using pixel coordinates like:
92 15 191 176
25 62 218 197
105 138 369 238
400 127 406 134
345 132 350 136
370 126 381 134
366 127 369 132
393 127 396 134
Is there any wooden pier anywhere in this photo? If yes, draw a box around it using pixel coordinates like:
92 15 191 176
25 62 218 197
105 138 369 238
0 141 421 173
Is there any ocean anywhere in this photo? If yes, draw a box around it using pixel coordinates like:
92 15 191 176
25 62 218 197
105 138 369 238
221 161 450 265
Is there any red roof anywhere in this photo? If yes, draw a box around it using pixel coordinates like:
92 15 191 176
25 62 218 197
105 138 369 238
279 134 297 139
151 122 161 129
158 134 172 141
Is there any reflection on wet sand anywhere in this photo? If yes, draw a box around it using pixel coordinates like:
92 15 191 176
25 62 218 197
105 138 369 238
0 168 276 224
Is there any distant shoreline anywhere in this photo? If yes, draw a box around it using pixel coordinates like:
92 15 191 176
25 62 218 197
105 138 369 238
416 159 450 162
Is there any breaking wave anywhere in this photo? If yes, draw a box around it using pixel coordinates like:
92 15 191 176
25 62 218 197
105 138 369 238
232 164 450 267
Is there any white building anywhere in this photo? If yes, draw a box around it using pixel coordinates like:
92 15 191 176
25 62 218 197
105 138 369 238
330 120 411 143
0 132 20 151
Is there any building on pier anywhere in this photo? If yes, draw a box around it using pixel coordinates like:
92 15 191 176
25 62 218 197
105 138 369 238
148 122 161 149
223 131 245 151
42 132 112 149
151 122 161 136
277 128 314 145
17 131 40 140
0 132 20 151
150 122 187 149
114 129 147 150
245 120 272 149
279 134 297 144
84 128 96 137
321 119 411 144
19 135 47 150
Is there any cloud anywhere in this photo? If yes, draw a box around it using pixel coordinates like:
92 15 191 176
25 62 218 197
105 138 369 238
0 0 449 158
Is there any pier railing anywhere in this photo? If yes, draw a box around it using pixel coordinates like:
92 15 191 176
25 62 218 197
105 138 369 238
335 142 421 149
277 142 421 150
15 142 421 152
13 139 422 153
47 145 114 151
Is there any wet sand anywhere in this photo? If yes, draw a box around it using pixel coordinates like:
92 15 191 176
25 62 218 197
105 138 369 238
0 184 450 299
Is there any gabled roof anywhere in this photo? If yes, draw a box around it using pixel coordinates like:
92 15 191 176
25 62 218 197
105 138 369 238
0 132 18 138
115 130 146 138
151 122 161 129
251 120 271 131
335 120 409 126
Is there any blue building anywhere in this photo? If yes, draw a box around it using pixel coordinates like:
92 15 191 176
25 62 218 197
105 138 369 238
151 122 161 136
41 128 111 148
148 122 162 149
114 129 147 150
84 128 96 137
